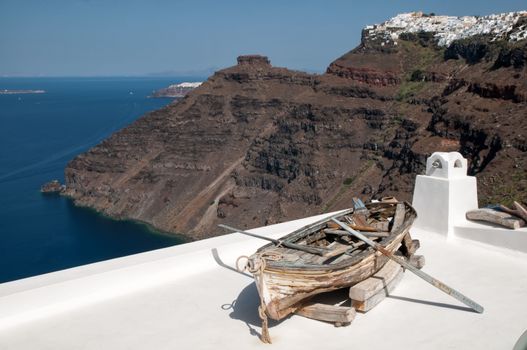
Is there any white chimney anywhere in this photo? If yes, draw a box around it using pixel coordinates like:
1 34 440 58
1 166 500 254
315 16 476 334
412 152 478 237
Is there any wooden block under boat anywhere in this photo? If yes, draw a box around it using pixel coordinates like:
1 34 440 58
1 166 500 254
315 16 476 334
295 302 356 325
349 260 402 301
394 251 426 269
408 254 426 269
412 239 420 252
352 268 405 312
399 233 420 257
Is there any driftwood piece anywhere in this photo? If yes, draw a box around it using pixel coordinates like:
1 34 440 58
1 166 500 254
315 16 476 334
499 201 527 223
466 208 525 229
513 202 527 222
295 303 356 324
349 260 402 301
352 269 405 312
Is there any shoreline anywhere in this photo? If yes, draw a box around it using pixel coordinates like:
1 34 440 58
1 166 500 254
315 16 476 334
61 192 191 243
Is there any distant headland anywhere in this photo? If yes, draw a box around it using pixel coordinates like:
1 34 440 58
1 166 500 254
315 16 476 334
151 82 202 98
0 89 46 95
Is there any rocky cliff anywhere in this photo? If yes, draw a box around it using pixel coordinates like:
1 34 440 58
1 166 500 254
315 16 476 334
64 12 527 238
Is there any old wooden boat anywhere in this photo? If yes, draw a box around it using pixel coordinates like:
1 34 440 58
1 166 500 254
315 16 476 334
243 200 417 321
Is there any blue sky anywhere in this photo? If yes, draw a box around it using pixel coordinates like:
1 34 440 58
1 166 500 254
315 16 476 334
0 0 525 76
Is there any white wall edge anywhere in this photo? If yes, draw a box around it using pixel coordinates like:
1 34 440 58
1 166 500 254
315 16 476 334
0 211 345 331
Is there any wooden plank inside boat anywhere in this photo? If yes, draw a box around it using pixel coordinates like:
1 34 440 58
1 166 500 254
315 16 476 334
391 203 406 233
324 228 389 238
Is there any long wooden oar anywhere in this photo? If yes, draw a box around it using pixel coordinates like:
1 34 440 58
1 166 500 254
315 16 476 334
219 224 328 256
219 209 353 257
331 218 484 313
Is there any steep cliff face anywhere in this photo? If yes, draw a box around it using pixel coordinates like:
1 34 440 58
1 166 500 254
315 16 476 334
65 13 527 238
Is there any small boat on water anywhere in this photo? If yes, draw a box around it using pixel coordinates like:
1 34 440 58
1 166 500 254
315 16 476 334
240 199 417 321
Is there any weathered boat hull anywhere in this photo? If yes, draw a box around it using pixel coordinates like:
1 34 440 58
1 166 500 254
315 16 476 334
256 233 404 319
249 202 416 320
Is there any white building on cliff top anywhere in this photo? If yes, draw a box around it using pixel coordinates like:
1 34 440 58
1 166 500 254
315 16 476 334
366 11 527 46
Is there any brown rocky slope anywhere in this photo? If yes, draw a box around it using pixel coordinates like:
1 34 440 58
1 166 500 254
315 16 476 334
65 29 527 239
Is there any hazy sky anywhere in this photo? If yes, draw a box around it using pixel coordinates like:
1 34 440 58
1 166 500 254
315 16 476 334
1 0 525 76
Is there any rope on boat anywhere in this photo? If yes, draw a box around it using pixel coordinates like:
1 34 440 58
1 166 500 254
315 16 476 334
252 255 272 344
236 252 282 344
235 255 251 272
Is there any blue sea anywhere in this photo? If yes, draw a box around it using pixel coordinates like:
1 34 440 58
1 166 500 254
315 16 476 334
0 77 202 283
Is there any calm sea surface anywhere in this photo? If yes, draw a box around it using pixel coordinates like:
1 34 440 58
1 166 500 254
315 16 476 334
0 77 200 283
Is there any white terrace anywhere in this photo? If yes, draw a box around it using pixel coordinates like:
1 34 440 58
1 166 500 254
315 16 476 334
1 152 526 349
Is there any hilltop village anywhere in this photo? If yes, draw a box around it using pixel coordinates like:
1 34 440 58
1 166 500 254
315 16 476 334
365 11 527 46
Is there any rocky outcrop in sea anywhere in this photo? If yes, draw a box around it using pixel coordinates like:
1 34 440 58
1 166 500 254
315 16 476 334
41 180 65 194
